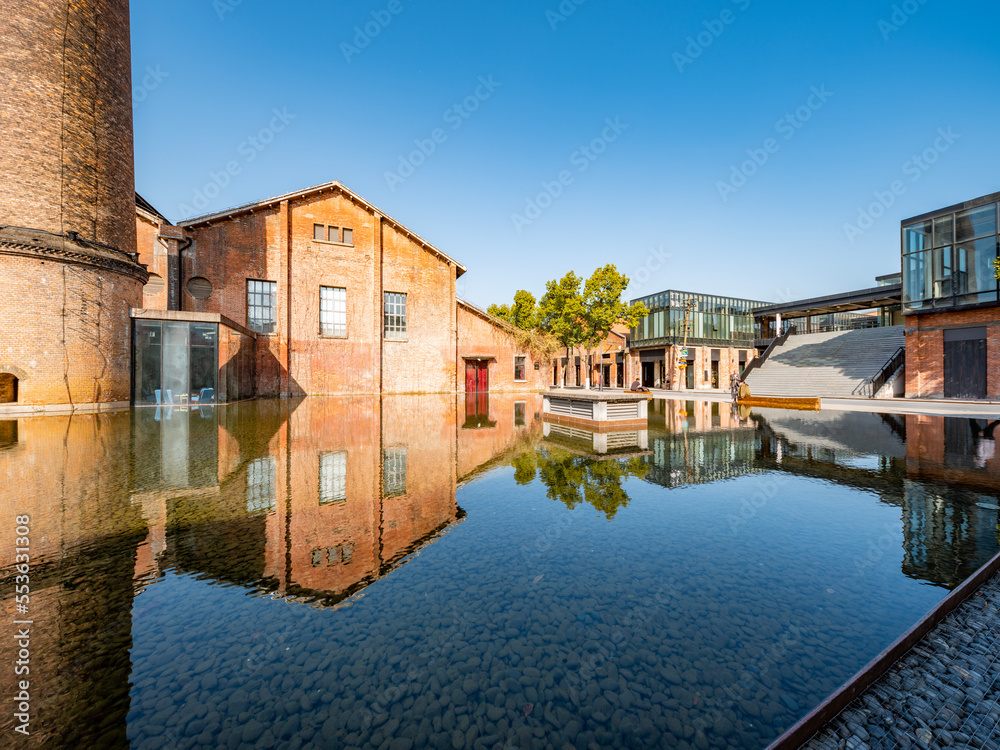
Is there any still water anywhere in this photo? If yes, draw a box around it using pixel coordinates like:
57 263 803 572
1 396 998 749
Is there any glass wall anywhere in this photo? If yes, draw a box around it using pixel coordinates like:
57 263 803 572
903 201 999 312
134 321 219 405
630 290 771 347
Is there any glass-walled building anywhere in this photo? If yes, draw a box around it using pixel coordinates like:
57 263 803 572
903 198 999 313
629 290 771 391
902 191 1000 400
132 311 256 405
631 290 768 347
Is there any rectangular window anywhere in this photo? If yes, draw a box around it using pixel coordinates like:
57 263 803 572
955 237 999 302
327 226 340 243
383 447 407 497
903 221 932 254
247 457 276 515
933 215 954 247
314 224 325 241
931 246 953 299
514 356 526 381
903 250 932 309
320 286 347 337
956 203 997 243
319 451 347 505
342 228 354 245
384 292 407 339
247 279 277 334
514 401 526 427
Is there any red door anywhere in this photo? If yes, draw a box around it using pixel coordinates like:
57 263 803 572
465 360 489 392
477 361 489 392
465 361 477 392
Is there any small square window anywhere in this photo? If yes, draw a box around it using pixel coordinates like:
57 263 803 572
514 356 526 381
328 226 340 243
314 224 325 241
343 228 354 245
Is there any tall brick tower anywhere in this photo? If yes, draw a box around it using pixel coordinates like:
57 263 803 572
0 0 147 407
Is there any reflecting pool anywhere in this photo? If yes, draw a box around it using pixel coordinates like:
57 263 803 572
1 396 998 749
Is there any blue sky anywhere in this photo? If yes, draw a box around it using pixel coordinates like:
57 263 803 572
131 0 1000 309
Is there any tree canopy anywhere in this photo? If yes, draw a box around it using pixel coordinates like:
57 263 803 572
537 271 587 350
580 264 648 351
487 289 538 330
511 446 649 521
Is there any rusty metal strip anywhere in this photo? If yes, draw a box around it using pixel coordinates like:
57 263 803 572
767 548 1000 749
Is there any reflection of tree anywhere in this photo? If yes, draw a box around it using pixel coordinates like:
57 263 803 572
511 447 649 520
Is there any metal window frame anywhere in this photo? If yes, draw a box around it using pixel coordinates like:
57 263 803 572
319 285 347 337
247 279 277 334
383 291 407 339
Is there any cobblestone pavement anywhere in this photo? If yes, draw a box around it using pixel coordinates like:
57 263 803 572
801 577 1000 749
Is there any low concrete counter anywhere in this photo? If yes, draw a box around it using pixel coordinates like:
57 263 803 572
543 390 650 430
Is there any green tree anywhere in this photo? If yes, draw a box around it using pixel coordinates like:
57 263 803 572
579 265 648 388
537 272 587 385
530 447 648 520
487 290 538 330
487 302 512 321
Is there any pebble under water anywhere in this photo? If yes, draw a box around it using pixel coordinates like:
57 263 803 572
1 395 998 749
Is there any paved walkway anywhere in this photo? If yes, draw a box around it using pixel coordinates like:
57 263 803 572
585 387 1000 418
798 572 1000 750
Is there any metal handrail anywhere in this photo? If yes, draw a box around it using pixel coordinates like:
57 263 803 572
854 346 905 398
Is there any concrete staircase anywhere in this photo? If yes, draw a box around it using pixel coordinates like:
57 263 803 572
745 326 905 398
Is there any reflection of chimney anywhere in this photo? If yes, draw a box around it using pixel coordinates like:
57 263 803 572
132 493 168 585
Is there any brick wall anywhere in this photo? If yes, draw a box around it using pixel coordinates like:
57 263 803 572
136 210 169 309
0 255 141 405
1 0 135 256
178 187 463 396
457 302 549 392
905 413 1000 492
456 393 544 480
905 308 1000 398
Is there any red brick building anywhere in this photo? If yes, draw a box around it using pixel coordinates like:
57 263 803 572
902 191 1000 400
132 181 549 402
550 326 630 389
0 0 147 410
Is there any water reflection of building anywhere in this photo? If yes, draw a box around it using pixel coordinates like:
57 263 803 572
0 394 542 744
756 409 1000 588
146 394 543 605
637 401 1000 589
0 413 147 747
901 414 1000 586
642 399 763 487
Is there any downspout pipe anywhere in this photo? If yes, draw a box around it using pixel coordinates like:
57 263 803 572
177 236 192 311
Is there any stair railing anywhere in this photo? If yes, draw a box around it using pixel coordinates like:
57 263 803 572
741 325 796 380
853 346 905 398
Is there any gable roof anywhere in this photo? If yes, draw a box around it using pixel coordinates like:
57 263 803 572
457 298 521 335
135 192 170 224
175 180 466 276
